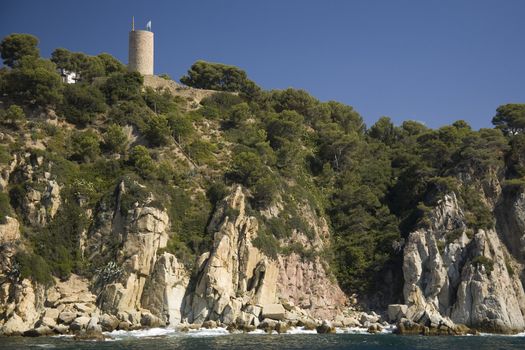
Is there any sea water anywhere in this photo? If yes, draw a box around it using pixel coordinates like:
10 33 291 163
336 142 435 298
0 327 524 350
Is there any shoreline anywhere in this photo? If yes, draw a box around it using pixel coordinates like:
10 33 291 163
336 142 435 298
3 324 525 341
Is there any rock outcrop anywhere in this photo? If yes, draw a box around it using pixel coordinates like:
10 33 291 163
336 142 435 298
141 252 189 326
189 186 279 323
90 181 170 320
401 191 525 333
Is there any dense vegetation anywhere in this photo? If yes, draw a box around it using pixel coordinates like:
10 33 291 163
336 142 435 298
0 33 523 302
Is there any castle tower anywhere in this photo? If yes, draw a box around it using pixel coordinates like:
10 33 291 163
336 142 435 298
128 17 154 75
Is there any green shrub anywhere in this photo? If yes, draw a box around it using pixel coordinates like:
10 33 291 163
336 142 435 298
68 129 100 162
445 228 464 244
129 146 156 179
471 255 494 274
206 182 229 207
167 112 194 144
14 251 54 286
145 114 171 147
462 187 494 230
107 101 153 130
252 230 280 259
102 71 143 104
60 83 106 126
223 207 240 221
119 179 151 215
2 104 25 126
167 189 212 263
505 259 515 277
30 190 89 280
201 91 243 111
264 217 288 239
143 87 179 114
228 151 265 186
102 124 128 154
252 175 278 208
0 146 11 164
186 140 216 165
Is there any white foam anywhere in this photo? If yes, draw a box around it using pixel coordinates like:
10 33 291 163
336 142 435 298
185 327 230 337
287 327 317 334
103 324 397 341
106 327 176 339
479 332 525 337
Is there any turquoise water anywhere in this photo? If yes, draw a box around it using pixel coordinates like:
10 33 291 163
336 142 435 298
0 329 524 350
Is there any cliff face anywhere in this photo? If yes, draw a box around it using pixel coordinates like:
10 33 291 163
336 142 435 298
0 166 346 335
400 180 525 333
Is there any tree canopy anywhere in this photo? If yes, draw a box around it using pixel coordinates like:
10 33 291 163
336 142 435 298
180 60 260 98
0 33 39 67
492 104 525 135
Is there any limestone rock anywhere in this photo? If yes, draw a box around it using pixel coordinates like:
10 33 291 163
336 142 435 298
0 217 20 244
69 316 91 332
387 304 408 323
141 252 189 326
140 311 165 328
58 311 77 324
261 304 286 320
316 320 336 334
401 192 525 333
100 314 120 331
23 325 54 337
190 186 279 323
202 320 217 329
90 182 170 316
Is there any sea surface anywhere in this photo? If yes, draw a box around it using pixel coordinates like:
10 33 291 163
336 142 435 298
0 327 524 350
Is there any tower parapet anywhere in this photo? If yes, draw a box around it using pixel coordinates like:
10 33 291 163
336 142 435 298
128 19 154 75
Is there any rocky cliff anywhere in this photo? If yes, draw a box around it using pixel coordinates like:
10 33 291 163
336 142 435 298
397 179 525 334
0 160 348 335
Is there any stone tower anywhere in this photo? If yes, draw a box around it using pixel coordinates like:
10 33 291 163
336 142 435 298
128 17 154 75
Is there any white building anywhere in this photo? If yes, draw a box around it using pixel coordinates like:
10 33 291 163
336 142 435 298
58 68 80 84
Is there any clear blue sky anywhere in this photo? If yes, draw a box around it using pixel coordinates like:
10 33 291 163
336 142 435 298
1 0 524 129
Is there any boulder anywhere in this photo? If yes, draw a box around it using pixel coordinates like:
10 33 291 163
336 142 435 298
87 316 102 333
100 314 120 331
202 320 217 329
73 330 105 341
258 318 277 333
23 326 54 337
140 312 165 328
69 316 90 332
39 317 57 328
53 324 69 334
298 318 317 330
261 304 286 320
360 312 380 324
387 304 408 323
74 303 96 314
117 321 132 331
316 320 336 334
341 317 360 327
367 323 383 334
58 311 77 324
43 308 60 321
275 321 290 334
244 304 262 318
282 300 295 311
395 318 425 335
